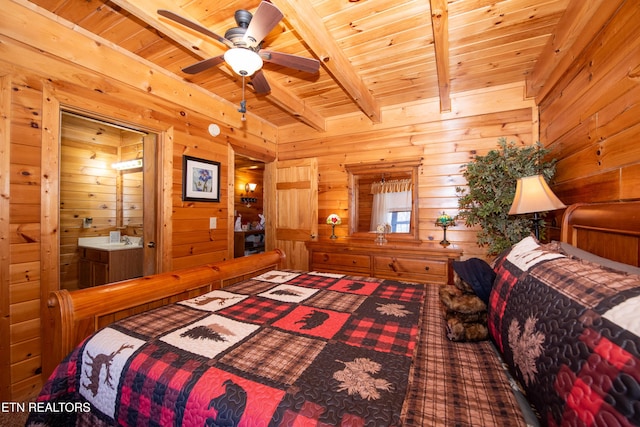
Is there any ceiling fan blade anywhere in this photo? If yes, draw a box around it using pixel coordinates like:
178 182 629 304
250 70 271 94
158 9 234 49
182 56 224 74
260 50 320 74
243 2 283 48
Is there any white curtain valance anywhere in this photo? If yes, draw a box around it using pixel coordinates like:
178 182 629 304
370 178 412 194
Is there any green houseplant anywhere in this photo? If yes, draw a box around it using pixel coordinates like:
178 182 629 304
456 138 558 255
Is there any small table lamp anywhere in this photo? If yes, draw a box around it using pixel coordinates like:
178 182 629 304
509 175 566 240
326 214 341 239
435 212 456 247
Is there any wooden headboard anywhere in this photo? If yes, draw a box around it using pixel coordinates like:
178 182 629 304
561 201 640 267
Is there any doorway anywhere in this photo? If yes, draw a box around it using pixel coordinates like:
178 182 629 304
233 155 265 257
59 112 158 290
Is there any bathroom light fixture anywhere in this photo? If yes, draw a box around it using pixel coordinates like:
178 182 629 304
245 182 257 192
509 174 566 239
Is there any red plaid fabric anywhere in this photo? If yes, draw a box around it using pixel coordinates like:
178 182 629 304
338 316 419 357
487 264 519 352
117 342 205 426
217 295 292 324
374 280 425 302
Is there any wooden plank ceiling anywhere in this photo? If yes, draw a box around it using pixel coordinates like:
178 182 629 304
26 0 571 131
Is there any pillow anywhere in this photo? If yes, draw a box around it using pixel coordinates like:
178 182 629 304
488 235 640 426
553 240 640 275
452 257 496 304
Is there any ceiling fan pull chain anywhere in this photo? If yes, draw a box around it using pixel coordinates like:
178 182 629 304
239 75 247 121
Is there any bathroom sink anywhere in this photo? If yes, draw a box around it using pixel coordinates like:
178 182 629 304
78 236 142 251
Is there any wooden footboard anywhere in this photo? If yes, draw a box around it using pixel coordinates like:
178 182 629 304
43 249 285 378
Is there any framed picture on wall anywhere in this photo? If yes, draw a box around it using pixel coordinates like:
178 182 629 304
182 155 221 202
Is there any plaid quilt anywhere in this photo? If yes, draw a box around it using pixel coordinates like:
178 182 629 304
489 237 640 427
28 271 427 427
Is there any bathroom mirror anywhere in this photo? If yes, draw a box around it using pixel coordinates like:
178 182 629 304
346 159 421 241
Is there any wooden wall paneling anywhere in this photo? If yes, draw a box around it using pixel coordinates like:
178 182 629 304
5 77 48 401
0 74 12 401
540 2 639 137
9 278 39 305
527 0 616 100
540 0 640 204
553 171 621 206
286 96 535 257
621 164 640 200
0 52 260 402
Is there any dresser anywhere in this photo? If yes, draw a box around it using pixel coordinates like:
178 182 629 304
306 239 462 285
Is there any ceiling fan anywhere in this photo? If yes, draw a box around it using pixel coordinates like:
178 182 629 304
158 1 321 96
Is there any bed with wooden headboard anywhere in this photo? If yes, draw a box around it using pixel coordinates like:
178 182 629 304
561 201 640 266
31 202 639 427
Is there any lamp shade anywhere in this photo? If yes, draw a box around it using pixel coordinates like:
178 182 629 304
509 175 566 215
224 48 263 76
326 214 341 225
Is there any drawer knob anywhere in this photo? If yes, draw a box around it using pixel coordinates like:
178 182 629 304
323 254 329 262
388 262 398 272
424 266 430 271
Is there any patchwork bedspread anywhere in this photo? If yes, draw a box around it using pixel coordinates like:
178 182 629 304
28 270 528 426
29 271 426 426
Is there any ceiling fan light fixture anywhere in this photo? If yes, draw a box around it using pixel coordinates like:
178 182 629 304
224 48 263 76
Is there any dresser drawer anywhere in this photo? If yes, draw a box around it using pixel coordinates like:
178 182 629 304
311 251 371 274
373 256 447 283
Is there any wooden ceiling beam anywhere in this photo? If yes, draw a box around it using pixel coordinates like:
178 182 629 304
272 0 381 123
429 0 451 112
2 0 274 142
112 0 326 131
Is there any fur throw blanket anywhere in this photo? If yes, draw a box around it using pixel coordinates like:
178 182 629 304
439 271 489 342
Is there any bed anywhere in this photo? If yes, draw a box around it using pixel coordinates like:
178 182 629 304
27 201 640 426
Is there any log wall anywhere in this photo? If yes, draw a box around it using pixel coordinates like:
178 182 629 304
538 0 640 204
278 85 538 258
0 5 277 399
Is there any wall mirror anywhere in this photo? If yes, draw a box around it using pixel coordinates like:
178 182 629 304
346 159 421 241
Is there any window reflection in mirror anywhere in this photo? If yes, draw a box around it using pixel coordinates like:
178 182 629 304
346 159 421 241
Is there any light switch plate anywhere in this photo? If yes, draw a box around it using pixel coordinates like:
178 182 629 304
209 217 217 229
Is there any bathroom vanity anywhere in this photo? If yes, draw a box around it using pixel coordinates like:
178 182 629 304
78 237 143 288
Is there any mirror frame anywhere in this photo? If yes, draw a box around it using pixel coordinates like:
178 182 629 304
345 159 422 242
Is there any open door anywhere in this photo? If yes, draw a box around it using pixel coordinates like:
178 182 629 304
142 133 158 276
264 158 318 270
